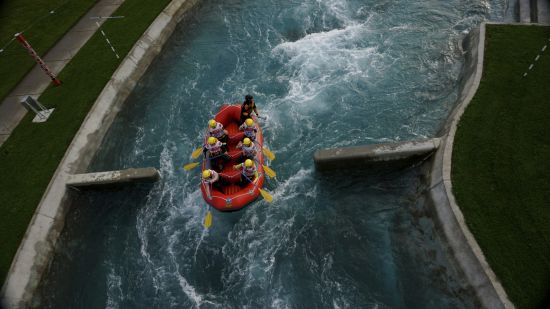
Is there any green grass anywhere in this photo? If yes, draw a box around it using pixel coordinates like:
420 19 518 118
0 0 97 101
453 24 550 309
0 0 171 285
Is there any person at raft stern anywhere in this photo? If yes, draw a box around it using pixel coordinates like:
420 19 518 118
207 119 228 148
233 158 258 187
239 118 258 141
202 168 230 192
202 169 222 192
236 137 257 160
240 94 259 124
204 136 230 171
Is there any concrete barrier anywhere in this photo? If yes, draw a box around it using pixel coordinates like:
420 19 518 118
66 168 160 188
314 138 440 170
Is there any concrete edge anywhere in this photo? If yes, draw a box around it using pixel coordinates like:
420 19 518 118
66 167 161 187
428 22 515 309
0 0 199 307
313 138 440 170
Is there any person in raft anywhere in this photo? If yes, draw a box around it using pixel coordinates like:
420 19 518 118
240 94 259 124
233 158 258 186
204 136 230 171
207 119 228 148
202 169 220 191
202 169 227 193
239 118 258 141
236 137 257 161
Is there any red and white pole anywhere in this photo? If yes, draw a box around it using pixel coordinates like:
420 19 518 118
15 33 61 86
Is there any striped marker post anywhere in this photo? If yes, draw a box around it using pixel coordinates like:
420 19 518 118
15 33 61 86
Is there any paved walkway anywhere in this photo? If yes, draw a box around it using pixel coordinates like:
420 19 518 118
0 0 124 147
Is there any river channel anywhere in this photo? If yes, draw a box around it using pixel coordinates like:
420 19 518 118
37 0 511 307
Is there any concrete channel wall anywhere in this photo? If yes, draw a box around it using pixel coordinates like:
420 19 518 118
428 23 515 309
0 0 199 307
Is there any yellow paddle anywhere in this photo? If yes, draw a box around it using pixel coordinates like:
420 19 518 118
204 209 213 228
259 188 273 203
183 162 199 171
262 147 275 161
262 165 276 178
191 147 203 159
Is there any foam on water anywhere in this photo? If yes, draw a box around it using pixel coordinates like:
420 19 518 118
273 24 379 110
105 262 123 309
271 168 317 202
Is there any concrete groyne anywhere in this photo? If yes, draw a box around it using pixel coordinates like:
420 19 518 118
314 138 440 170
66 168 161 188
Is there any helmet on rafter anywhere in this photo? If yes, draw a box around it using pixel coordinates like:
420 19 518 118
208 119 217 128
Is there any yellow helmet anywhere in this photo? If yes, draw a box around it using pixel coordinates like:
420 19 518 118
208 136 217 145
245 118 254 126
243 138 251 146
245 159 254 167
202 170 211 179
208 119 216 128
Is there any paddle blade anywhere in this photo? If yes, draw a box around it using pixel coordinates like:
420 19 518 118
204 210 212 228
191 147 203 159
263 165 276 178
183 162 199 171
262 147 275 161
259 189 273 203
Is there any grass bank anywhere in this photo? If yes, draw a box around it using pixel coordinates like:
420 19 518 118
453 24 550 309
0 0 171 285
0 0 96 101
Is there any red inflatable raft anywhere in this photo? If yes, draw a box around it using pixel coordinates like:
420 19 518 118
201 104 265 211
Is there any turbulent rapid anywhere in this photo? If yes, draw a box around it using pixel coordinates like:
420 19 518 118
36 0 510 308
